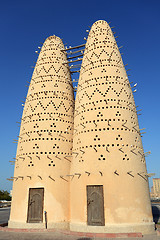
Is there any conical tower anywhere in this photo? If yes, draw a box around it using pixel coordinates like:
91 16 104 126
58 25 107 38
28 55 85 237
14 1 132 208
9 36 74 229
70 20 154 234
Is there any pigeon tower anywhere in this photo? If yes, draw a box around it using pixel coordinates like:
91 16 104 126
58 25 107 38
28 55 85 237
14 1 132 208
9 20 154 235
9 35 74 229
70 20 154 234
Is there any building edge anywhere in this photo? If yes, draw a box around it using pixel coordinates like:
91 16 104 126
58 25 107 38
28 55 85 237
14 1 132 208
70 222 155 235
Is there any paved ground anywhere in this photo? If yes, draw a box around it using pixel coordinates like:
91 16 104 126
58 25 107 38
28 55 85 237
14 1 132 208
0 230 159 240
0 208 10 224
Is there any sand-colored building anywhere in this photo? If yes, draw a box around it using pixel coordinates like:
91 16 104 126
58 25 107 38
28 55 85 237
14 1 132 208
9 20 155 234
9 36 74 229
70 20 154 234
151 178 160 198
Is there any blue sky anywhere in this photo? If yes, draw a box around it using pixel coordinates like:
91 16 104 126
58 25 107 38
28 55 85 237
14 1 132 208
0 0 160 191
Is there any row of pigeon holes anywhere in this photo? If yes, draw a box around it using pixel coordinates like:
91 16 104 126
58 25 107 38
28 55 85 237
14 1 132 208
23 117 73 126
76 87 133 104
76 79 131 94
43 41 64 47
40 41 64 48
86 34 110 45
26 94 74 104
85 40 118 56
78 114 137 127
79 75 128 86
82 57 123 70
34 65 69 76
75 105 137 118
36 59 68 67
77 154 144 162
88 27 112 39
85 39 118 53
43 41 63 46
80 63 123 75
29 79 72 89
77 84 130 97
40 47 64 53
42 39 63 47
38 48 64 55
80 118 137 129
23 112 73 123
22 118 73 126
76 99 135 111
91 24 110 33
27 102 74 114
24 129 71 135
75 127 139 136
77 87 131 100
78 153 136 163
38 52 66 61
82 51 122 67
39 43 65 51
84 45 118 59
76 118 133 127
42 44 64 52
27 90 73 98
20 128 71 141
20 137 73 144
31 74 71 83
74 143 142 150
88 29 113 38
17 151 71 158
86 38 116 48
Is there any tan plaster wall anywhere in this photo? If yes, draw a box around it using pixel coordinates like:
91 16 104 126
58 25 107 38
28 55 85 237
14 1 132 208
9 20 155 234
70 20 154 234
9 36 74 228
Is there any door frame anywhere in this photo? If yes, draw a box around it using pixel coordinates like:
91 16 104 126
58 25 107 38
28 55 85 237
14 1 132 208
86 185 105 226
27 187 44 223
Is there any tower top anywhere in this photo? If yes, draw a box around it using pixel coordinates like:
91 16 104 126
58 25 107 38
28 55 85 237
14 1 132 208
46 35 62 42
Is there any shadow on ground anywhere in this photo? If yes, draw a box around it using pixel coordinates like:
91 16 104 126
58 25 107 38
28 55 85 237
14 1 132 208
77 238 92 240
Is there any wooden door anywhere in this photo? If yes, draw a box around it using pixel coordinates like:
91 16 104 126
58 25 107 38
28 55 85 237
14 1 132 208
87 185 105 226
27 188 44 223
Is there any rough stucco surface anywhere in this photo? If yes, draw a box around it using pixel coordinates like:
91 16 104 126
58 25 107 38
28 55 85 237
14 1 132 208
70 20 155 234
9 36 74 228
9 20 155 234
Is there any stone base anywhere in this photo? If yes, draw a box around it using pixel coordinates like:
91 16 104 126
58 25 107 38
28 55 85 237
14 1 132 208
8 220 156 235
47 222 69 230
70 222 155 235
8 221 45 229
8 220 69 230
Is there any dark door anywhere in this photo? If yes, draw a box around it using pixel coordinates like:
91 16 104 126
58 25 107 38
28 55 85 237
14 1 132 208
27 188 44 223
87 185 105 226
